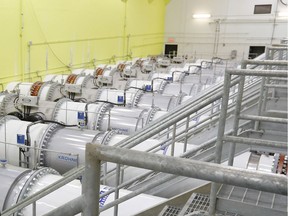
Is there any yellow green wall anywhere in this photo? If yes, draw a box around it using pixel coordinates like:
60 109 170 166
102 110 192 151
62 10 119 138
0 0 167 89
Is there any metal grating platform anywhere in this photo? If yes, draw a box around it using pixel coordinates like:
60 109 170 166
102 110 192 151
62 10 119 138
217 184 287 216
178 193 210 216
158 205 182 216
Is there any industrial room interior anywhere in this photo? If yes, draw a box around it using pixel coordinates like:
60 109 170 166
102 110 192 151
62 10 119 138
0 0 287 215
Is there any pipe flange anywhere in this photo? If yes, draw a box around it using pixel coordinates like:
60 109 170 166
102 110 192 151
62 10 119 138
145 107 160 125
81 75 93 88
94 88 104 101
158 80 168 94
8 170 35 211
93 102 111 130
15 167 59 215
130 90 144 107
94 130 116 146
51 98 72 120
0 93 18 116
178 73 186 83
147 72 154 80
124 79 133 90
45 82 61 101
38 123 63 167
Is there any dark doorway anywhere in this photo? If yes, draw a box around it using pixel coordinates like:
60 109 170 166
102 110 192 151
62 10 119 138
165 44 178 58
249 46 265 59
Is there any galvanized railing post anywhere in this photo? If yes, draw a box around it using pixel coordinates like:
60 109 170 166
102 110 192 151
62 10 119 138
83 143 101 216
209 70 232 216
183 116 190 153
114 164 121 216
228 62 246 166
171 124 176 156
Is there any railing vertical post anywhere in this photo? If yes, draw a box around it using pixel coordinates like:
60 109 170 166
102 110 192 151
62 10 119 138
83 143 101 216
114 164 121 216
183 116 190 153
228 63 246 166
209 70 232 216
32 201 36 216
255 48 269 130
171 124 176 156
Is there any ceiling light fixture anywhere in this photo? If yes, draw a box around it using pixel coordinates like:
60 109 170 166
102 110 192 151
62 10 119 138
278 11 288 17
193 13 211 19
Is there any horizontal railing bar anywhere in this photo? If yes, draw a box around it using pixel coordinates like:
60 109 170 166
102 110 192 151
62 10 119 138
223 136 287 149
265 84 287 89
242 60 288 66
89 144 287 196
226 69 288 77
239 114 288 124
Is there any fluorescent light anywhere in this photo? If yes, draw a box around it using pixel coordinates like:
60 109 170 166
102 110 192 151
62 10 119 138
193 13 211 19
278 11 288 17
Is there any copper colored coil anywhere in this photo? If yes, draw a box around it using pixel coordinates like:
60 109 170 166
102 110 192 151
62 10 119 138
95 68 104 78
277 154 285 174
66 74 78 84
117 64 126 72
30 81 44 96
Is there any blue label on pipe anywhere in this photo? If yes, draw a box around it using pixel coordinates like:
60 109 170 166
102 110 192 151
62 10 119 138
145 85 152 91
166 77 173 81
17 134 25 145
117 95 124 103
77 111 85 120
57 154 78 163
99 186 111 208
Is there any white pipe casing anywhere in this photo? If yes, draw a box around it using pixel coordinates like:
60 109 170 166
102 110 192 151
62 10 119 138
100 107 148 135
125 79 167 93
0 117 49 167
52 100 108 130
162 83 194 96
0 165 166 216
135 93 181 111
96 88 142 106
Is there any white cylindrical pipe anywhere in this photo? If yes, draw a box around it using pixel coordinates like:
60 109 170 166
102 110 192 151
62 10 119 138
52 100 106 130
96 89 140 106
100 107 147 135
1 165 166 216
0 118 49 167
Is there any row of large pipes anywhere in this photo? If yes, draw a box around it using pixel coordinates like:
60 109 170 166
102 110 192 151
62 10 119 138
0 55 240 215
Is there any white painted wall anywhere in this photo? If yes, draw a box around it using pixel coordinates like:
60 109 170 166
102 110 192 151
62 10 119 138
165 0 288 60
